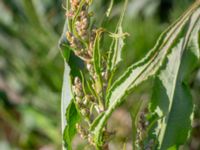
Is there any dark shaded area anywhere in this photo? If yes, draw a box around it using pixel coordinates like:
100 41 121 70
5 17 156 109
159 0 173 22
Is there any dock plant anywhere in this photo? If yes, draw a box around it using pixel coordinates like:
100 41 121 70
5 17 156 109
59 0 200 149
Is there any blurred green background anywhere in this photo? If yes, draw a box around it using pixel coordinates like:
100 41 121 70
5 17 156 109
0 0 199 150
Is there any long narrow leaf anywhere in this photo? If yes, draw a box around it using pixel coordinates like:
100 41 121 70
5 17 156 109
91 2 200 146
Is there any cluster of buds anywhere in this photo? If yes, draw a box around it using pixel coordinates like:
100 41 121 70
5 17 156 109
67 0 90 16
66 32 82 50
65 0 78 18
66 31 92 62
72 77 98 118
76 123 95 146
75 9 89 40
76 123 88 139
66 26 94 63
72 77 99 144
70 0 80 11
66 0 96 63
66 32 91 62
72 77 89 116
67 0 90 40
72 77 84 99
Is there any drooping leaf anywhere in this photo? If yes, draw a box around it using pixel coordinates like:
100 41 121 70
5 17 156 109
91 2 200 146
63 101 80 150
146 8 200 150
59 14 72 135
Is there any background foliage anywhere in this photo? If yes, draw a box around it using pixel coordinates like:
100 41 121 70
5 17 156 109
0 0 199 149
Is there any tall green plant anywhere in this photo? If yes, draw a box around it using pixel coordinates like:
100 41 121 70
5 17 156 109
59 0 200 149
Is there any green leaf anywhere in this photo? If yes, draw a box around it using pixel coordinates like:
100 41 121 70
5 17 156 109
93 28 105 94
107 0 128 72
63 101 80 150
147 8 200 150
61 56 84 150
93 29 104 76
61 62 82 150
91 3 200 146
61 63 72 133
